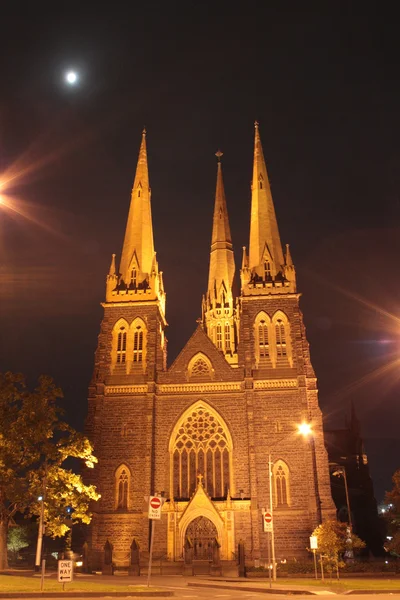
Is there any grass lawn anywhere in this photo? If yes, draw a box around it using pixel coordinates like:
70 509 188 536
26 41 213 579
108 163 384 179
0 575 161 593
277 577 400 591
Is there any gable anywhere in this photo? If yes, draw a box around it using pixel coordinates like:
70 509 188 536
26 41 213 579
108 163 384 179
160 325 241 383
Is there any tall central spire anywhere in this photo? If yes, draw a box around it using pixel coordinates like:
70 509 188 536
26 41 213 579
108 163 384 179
249 121 284 272
119 128 154 283
207 151 235 295
203 151 237 364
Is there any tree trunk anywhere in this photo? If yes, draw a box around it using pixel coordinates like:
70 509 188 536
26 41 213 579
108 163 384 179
0 519 8 571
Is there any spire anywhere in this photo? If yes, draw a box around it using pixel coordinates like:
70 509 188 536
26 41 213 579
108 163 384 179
207 151 235 295
203 151 237 364
285 244 293 267
108 253 116 276
119 128 154 283
249 122 284 272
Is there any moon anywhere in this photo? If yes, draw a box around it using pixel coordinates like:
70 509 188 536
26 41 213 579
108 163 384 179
65 70 78 85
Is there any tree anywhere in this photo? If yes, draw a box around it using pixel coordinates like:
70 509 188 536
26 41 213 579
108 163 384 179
7 523 36 563
0 372 100 570
311 519 365 576
385 468 400 556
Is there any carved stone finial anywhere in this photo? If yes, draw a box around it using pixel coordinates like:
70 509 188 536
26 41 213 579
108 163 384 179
254 120 259 128
197 473 204 486
215 150 223 162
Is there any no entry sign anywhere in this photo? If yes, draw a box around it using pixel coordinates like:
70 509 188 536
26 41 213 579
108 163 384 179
148 495 162 520
263 511 273 532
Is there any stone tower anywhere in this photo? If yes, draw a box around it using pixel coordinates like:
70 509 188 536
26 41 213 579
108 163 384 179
86 125 335 572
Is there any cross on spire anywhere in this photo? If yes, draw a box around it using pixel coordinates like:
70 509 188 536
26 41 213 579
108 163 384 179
197 473 204 486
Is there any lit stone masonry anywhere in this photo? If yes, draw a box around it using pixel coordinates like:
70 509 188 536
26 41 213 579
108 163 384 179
85 124 335 574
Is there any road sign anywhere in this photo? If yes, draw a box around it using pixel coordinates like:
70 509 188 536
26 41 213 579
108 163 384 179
310 535 318 550
148 495 162 520
263 511 273 532
58 559 73 583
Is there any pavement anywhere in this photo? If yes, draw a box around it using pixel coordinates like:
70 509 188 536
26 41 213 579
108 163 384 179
1 573 400 598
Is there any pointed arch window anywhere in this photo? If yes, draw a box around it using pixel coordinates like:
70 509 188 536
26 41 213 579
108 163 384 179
117 327 127 363
254 312 271 366
191 358 210 376
170 403 232 499
271 311 292 367
275 319 287 358
216 324 222 350
224 322 231 352
133 326 143 362
264 261 271 279
273 461 290 507
258 320 269 358
115 465 130 510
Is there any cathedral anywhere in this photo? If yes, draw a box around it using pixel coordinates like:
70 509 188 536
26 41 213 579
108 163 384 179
85 123 335 572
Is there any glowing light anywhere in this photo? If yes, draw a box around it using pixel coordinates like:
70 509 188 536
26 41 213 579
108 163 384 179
298 422 312 437
65 70 78 85
38 496 43 501
75 561 83 567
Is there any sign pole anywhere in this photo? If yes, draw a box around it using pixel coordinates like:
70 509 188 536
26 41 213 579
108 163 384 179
313 549 317 580
268 454 276 581
147 519 155 588
267 531 271 588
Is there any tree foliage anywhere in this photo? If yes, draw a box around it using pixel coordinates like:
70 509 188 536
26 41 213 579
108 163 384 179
311 519 365 574
0 372 100 570
385 468 400 556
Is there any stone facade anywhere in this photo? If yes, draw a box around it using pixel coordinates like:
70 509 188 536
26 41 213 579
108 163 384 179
85 126 335 571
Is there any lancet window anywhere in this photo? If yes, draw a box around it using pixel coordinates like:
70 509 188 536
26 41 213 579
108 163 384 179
171 404 232 499
254 312 271 365
224 323 231 352
264 261 271 279
133 326 143 362
115 465 130 510
275 318 287 359
216 324 222 350
273 461 290 507
116 327 127 363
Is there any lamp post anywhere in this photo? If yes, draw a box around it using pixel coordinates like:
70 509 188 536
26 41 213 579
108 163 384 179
332 465 353 560
35 465 47 588
332 465 352 530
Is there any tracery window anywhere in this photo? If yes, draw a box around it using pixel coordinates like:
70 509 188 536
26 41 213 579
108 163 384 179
117 327 127 363
171 404 232 499
115 465 130 510
273 461 290 507
133 326 143 362
191 358 210 377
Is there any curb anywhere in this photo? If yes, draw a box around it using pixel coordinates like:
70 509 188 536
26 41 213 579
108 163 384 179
188 582 315 595
0 593 173 598
344 591 400 595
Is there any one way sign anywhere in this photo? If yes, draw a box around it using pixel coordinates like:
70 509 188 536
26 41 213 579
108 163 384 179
58 559 73 583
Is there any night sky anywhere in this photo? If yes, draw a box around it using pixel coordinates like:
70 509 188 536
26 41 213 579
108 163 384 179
1 3 399 501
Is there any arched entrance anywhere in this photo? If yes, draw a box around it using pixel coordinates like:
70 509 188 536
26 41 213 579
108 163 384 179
185 516 218 560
